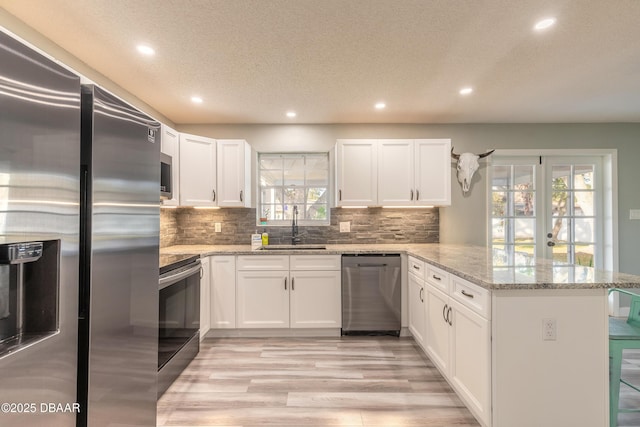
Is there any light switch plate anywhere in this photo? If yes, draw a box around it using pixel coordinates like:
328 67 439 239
340 221 351 233
215 222 222 232
630 209 640 220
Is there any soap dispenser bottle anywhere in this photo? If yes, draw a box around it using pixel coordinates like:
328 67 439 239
261 229 269 246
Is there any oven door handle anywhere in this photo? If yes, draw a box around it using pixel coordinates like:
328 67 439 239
159 263 201 290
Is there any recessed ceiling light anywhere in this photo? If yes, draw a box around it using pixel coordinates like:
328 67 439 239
459 87 473 96
136 44 155 56
534 17 556 31
375 102 386 110
286 111 297 118
191 96 203 104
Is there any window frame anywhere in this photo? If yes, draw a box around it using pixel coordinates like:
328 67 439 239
257 152 330 227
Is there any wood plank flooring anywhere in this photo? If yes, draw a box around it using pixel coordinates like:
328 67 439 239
158 338 640 427
157 337 480 426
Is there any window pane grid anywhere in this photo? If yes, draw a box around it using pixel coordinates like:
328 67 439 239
491 163 536 267
258 153 329 225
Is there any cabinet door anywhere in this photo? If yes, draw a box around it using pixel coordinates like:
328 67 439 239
378 139 415 206
449 299 491 427
237 271 289 328
290 270 341 328
414 139 451 206
199 257 211 340
408 273 426 348
336 139 377 206
424 284 450 375
179 133 216 206
160 124 180 206
210 255 236 329
216 139 251 207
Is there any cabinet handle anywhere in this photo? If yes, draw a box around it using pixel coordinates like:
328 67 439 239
442 304 448 323
240 190 243 202
432 274 441 281
447 307 453 326
199 267 203 279
410 189 414 201
419 287 423 302
416 189 420 201
339 189 342 201
461 290 474 299
413 265 420 270
292 277 295 291
284 277 287 290
212 189 216 202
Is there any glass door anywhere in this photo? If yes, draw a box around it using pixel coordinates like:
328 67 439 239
490 155 604 269
544 156 602 268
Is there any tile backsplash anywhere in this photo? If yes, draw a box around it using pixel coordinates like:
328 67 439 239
161 207 439 247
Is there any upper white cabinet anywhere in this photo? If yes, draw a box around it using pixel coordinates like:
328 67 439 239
336 139 377 206
414 139 451 206
336 139 451 207
179 133 217 207
160 124 180 206
216 139 251 207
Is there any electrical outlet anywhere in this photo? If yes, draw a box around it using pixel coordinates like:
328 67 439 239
339 221 351 233
630 209 640 220
214 222 222 233
542 318 557 341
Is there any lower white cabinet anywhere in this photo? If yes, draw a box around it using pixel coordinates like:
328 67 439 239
290 270 341 328
423 267 491 427
199 256 211 340
237 270 289 328
236 255 341 330
408 271 426 348
210 255 236 329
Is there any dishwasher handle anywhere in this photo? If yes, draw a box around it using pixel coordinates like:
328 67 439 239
355 263 388 267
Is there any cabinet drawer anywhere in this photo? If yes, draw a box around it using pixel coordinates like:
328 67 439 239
237 255 289 271
408 256 425 280
290 255 341 271
450 276 490 319
426 264 449 294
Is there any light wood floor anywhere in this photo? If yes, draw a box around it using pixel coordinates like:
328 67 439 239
157 336 480 426
158 337 640 427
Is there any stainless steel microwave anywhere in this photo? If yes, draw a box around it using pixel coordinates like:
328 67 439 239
160 153 173 200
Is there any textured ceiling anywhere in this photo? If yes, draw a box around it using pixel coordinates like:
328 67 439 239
1 0 640 124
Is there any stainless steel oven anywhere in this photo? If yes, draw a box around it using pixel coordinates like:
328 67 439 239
158 255 200 397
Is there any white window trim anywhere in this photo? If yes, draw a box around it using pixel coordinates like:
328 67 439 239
256 152 331 227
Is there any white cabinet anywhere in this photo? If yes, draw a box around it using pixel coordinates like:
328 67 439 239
160 124 180 206
179 133 216 207
199 256 211 340
210 256 236 329
236 255 341 329
216 139 251 207
336 139 377 206
237 269 289 328
423 267 491 427
408 256 426 347
336 139 451 207
378 139 415 205
414 139 451 206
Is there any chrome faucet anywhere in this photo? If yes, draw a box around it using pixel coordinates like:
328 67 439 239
291 205 301 245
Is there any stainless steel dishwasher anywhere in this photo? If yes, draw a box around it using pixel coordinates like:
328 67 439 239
341 254 401 336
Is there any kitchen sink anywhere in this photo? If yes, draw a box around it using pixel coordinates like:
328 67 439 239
259 244 327 250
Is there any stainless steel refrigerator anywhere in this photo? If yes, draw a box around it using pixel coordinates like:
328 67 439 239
77 85 160 426
0 30 81 426
0 30 160 426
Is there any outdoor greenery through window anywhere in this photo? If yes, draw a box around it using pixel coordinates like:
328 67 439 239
258 153 329 225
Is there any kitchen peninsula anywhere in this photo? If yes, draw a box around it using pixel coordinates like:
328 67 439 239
162 243 640 427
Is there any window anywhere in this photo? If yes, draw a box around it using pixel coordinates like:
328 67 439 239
258 153 329 225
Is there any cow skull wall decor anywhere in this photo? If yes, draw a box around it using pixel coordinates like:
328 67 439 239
451 147 495 193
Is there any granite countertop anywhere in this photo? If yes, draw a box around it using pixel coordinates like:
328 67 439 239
160 243 640 291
